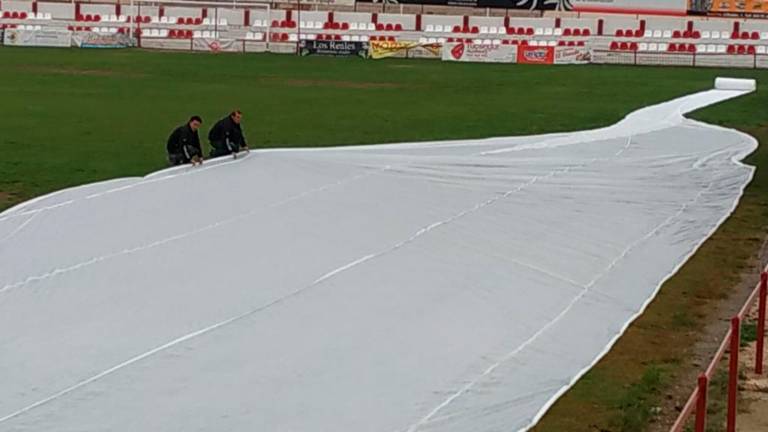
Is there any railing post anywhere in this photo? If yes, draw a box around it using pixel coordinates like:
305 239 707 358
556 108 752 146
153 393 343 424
727 316 740 432
757 272 767 375
695 373 708 432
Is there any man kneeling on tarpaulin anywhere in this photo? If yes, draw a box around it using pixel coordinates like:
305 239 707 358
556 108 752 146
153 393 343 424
166 115 204 166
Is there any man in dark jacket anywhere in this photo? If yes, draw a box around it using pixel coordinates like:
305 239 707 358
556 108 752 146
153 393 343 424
167 116 204 166
208 110 248 158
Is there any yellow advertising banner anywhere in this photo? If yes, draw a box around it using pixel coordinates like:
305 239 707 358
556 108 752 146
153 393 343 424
369 41 442 60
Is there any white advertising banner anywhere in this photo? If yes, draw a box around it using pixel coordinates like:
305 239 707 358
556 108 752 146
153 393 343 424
3 28 71 47
569 0 687 14
442 43 517 64
71 32 132 48
554 46 591 64
192 38 243 53
139 38 192 51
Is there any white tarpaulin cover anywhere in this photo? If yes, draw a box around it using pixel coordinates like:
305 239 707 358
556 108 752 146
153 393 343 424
0 81 758 432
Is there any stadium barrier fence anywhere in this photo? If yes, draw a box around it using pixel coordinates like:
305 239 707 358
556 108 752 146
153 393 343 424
669 268 768 432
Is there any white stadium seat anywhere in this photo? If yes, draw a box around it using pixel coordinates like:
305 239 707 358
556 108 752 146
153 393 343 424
341 35 350 41
720 31 729 38
638 42 648 51
193 30 202 38
160 16 169 24
315 21 323 29
648 43 658 51
662 30 672 38
202 30 211 38
351 35 360 41
534 27 543 35
489 27 499 35
367 22 375 31
547 40 557 46
706 44 716 53
360 35 369 42
480 26 488 34
425 24 434 32
419 36 427 43
651 30 661 38
218 19 227 26
492 39 501 45
757 46 767 54
543 28 553 36
761 32 768 40
716 44 726 53
553 28 562 36
658 43 668 51
350 22 358 30
435 25 444 33
701 31 710 39
644 30 653 38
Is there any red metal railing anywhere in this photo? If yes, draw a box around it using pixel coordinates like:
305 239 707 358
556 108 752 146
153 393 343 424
670 268 767 432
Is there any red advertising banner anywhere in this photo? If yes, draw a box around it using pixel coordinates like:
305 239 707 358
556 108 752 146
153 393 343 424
516 46 555 65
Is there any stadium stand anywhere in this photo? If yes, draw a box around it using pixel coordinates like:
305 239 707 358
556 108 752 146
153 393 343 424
0 0 767 66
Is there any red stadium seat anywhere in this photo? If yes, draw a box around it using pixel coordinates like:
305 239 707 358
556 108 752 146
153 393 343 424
67 25 73 31
686 44 695 53
615 29 624 37
682 30 691 38
692 31 701 39
557 40 565 46
385 23 393 31
447 37 454 42
194 17 203 25
526 27 534 36
506 27 515 35
511 39 519 45
331 22 340 30
748 45 756 54
727 44 736 54
577 41 585 46
582 28 591 36
741 31 749 39
562 28 572 36
376 23 385 31
567 40 575 46
751 31 760 40
323 22 331 30
517 26 525 35
737 45 746 54
630 42 638 51
271 20 279 27
470 26 478 34
280 20 288 28
19 11 28 19
177 17 184 24
672 30 681 38
519 39 528 46
117 27 125 34
731 31 740 39
634 29 642 37
619 42 629 50
574 28 583 37
609 41 619 50
668 43 677 52
341 22 349 30
144 16 150 23
453 25 461 33
387 36 395 42
169 29 177 38
677 43 687 51
501 39 509 45
394 23 403 31
84 14 92 22
1 11 9 19
462 25 470 33
334 34 341 40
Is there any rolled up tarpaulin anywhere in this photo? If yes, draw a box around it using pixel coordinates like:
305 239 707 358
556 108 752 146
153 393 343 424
715 77 757 91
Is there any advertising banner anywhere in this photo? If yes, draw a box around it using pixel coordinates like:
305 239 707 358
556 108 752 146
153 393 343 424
72 32 131 48
689 0 768 17
300 40 369 58
442 43 518 63
516 46 555 65
3 28 71 47
192 38 242 53
369 41 441 60
554 46 591 64
384 0 686 13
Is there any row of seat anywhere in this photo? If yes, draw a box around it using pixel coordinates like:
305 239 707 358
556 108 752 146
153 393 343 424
1 11 52 20
608 40 766 54
71 14 228 26
614 29 767 40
